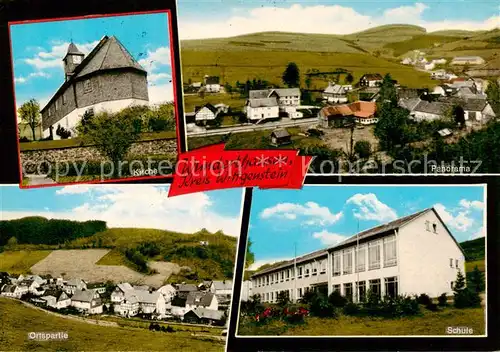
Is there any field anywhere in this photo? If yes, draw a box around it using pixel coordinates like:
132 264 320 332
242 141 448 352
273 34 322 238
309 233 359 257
183 93 247 113
29 249 180 287
0 298 224 351
466 260 485 273
238 307 485 336
0 250 52 275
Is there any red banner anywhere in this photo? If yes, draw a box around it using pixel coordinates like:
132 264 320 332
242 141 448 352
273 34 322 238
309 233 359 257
168 143 313 197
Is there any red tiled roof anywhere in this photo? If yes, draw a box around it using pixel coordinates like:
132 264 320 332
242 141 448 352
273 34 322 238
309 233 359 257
320 101 376 119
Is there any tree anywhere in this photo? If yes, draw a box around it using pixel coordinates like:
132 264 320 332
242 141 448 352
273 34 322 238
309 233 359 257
76 110 142 177
18 99 40 141
378 73 397 106
277 290 290 307
345 73 354 84
245 239 255 269
486 79 500 115
6 236 18 248
453 270 466 293
374 105 412 151
282 62 300 88
468 266 485 293
305 76 312 89
354 140 372 159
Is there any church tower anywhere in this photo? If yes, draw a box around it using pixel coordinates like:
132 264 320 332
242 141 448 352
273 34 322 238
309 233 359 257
63 42 85 81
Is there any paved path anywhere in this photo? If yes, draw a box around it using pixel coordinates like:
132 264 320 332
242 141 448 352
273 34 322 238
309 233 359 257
187 117 319 137
25 174 57 186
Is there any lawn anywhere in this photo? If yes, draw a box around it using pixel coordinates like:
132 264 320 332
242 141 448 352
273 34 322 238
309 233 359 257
183 93 247 113
19 130 177 151
0 250 52 274
0 298 224 352
238 307 485 336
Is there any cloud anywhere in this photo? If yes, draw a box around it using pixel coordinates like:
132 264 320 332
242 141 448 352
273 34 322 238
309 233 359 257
260 201 343 226
138 46 171 73
148 82 174 104
14 71 50 84
312 230 347 246
434 203 474 232
459 199 484 211
148 72 172 83
178 3 499 40
346 193 398 223
24 40 98 71
3 185 241 237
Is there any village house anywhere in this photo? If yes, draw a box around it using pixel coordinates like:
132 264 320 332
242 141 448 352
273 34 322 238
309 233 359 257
185 292 219 311
41 291 71 309
40 36 149 139
318 101 377 127
157 284 177 303
463 99 496 123
246 88 302 121
198 281 213 292
64 279 87 295
194 103 219 124
450 56 485 65
251 208 466 303
270 129 292 146
111 282 134 303
398 97 422 112
183 307 224 325
71 289 103 314
430 70 457 81
322 82 351 103
209 280 233 298
115 289 166 317
176 283 199 299
358 73 383 87
1 284 28 298
204 76 221 93
410 100 448 121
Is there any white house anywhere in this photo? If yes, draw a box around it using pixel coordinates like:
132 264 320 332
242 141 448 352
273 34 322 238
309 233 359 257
322 82 350 103
1 284 28 298
359 73 383 87
111 283 134 303
185 292 218 311
463 99 496 123
64 279 87 295
158 284 177 303
194 103 219 123
451 56 485 65
41 292 71 309
209 280 233 297
401 57 413 65
71 289 103 314
115 290 166 317
204 76 221 93
251 208 466 302
245 97 279 121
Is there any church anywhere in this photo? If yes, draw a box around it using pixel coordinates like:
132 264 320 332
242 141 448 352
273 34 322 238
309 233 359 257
40 35 149 139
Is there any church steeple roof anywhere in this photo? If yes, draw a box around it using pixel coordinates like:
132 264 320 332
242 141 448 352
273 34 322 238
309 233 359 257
67 42 84 55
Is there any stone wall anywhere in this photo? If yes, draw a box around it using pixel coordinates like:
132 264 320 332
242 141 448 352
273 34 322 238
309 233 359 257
21 138 177 173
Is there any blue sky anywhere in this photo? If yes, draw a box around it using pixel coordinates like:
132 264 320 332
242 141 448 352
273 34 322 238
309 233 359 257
177 1 499 39
0 185 243 236
247 185 486 269
10 12 173 112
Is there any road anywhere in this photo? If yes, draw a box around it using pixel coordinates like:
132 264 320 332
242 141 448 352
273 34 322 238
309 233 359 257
187 117 320 137
25 174 56 185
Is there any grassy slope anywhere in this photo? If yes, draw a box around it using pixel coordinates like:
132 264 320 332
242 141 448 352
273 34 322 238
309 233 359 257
460 237 486 273
0 298 223 351
238 307 485 336
0 250 52 274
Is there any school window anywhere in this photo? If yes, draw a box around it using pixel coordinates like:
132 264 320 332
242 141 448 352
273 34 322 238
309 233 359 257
333 252 341 276
321 260 326 273
451 281 454 289
384 277 398 299
312 263 317 275
368 241 381 270
298 267 303 278
55 99 59 111
455 259 459 269
425 220 430 231
343 249 353 274
433 223 437 233
281 272 284 281
298 288 302 298
48 107 52 117
344 283 353 302
356 244 366 272
356 281 366 303
383 235 397 267
62 93 66 105
450 258 453 268
332 284 341 293
286 270 290 279
84 80 92 93
305 267 310 277
369 279 381 298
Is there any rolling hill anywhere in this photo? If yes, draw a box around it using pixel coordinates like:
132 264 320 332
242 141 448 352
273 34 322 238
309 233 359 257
180 24 497 91
0 217 237 284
